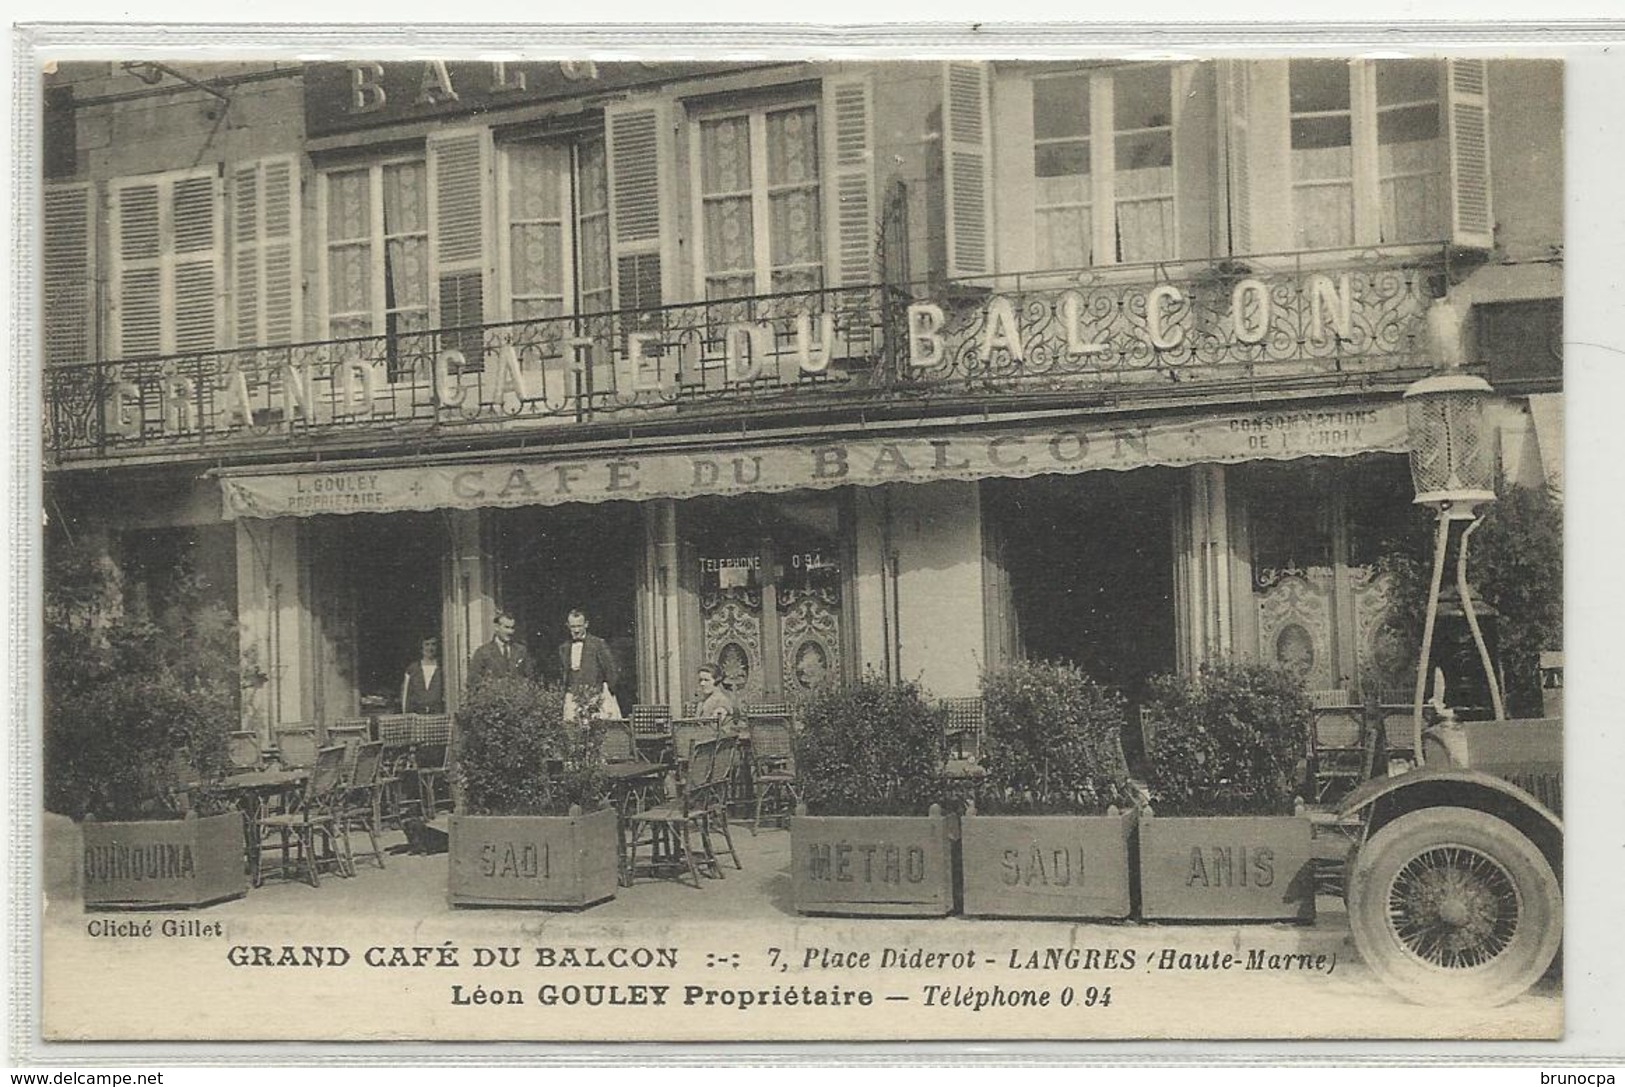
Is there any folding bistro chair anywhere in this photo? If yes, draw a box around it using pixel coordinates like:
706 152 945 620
630 704 674 763
407 714 455 818
624 735 743 888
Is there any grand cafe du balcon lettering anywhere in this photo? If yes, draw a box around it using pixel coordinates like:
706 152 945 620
46 249 1442 466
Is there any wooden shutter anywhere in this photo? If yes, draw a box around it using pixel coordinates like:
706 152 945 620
231 155 302 347
605 98 675 312
943 62 992 280
822 73 875 287
43 182 95 366
428 128 492 336
109 176 164 358
170 171 223 355
1446 59 1494 251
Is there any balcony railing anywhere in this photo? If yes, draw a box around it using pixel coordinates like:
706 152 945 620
45 247 1447 465
46 284 910 462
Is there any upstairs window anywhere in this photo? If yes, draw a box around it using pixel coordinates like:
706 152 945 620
693 102 824 300
1031 66 1175 267
1230 59 1489 256
320 157 431 350
497 135 612 320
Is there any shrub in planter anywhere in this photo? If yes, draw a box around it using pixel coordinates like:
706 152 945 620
45 541 248 909
962 661 1140 918
448 676 617 908
792 677 958 916
1138 660 1314 920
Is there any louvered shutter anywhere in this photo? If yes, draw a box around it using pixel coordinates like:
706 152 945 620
822 73 875 287
429 128 492 347
170 172 223 355
1446 59 1494 251
943 61 992 279
43 182 95 366
231 155 302 347
605 99 674 312
109 177 163 358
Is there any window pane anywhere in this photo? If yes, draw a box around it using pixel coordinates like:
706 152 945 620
1117 197 1174 263
327 243 370 319
578 138 608 216
385 236 429 308
381 162 426 235
326 170 370 242
1036 138 1090 178
1292 115 1352 151
701 116 752 194
1294 184 1355 248
1036 206 1090 268
509 222 563 298
704 196 755 276
1378 103 1440 144
1290 60 1351 113
1116 130 1172 171
1114 66 1171 132
766 107 819 186
1033 75 1090 140
1376 59 1438 105
769 188 822 268
508 145 563 220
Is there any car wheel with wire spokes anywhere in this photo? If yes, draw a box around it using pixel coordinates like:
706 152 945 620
1348 806 1561 1006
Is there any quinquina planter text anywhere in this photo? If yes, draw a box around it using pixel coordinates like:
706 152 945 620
81 811 247 910
961 807 1137 919
1137 812 1314 921
448 806 619 909
791 804 959 917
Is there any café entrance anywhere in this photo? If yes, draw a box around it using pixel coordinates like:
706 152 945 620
681 492 851 709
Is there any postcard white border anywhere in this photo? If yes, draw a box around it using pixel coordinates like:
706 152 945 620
7 15 1624 1066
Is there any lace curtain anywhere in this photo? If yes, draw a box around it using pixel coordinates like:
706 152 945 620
701 106 822 300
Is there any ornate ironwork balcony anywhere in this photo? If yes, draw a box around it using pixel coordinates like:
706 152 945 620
45 284 910 463
44 247 1448 466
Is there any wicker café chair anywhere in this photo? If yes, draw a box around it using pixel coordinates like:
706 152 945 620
595 718 668 816
253 744 351 887
671 717 725 766
324 718 372 779
624 735 743 888
746 716 801 834
336 741 389 872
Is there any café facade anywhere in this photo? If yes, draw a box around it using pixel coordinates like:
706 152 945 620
41 58 1563 739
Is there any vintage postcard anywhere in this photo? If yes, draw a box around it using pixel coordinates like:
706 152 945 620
25 45 1571 1049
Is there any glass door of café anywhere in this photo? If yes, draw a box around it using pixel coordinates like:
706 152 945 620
683 493 849 709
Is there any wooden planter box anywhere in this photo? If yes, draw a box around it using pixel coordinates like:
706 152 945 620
448 807 618 909
791 806 959 917
961 808 1136 920
1138 813 1314 922
81 812 247 910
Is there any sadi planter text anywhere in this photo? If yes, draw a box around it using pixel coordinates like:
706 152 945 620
81 811 247 910
1137 813 1313 921
792 806 959 916
960 808 1137 919
448 807 619 909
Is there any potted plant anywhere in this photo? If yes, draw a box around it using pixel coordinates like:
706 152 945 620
1138 660 1315 921
790 676 957 916
45 542 247 910
961 661 1140 919
447 676 617 908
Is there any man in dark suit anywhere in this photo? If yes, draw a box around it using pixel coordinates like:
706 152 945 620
558 609 619 711
466 610 532 692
